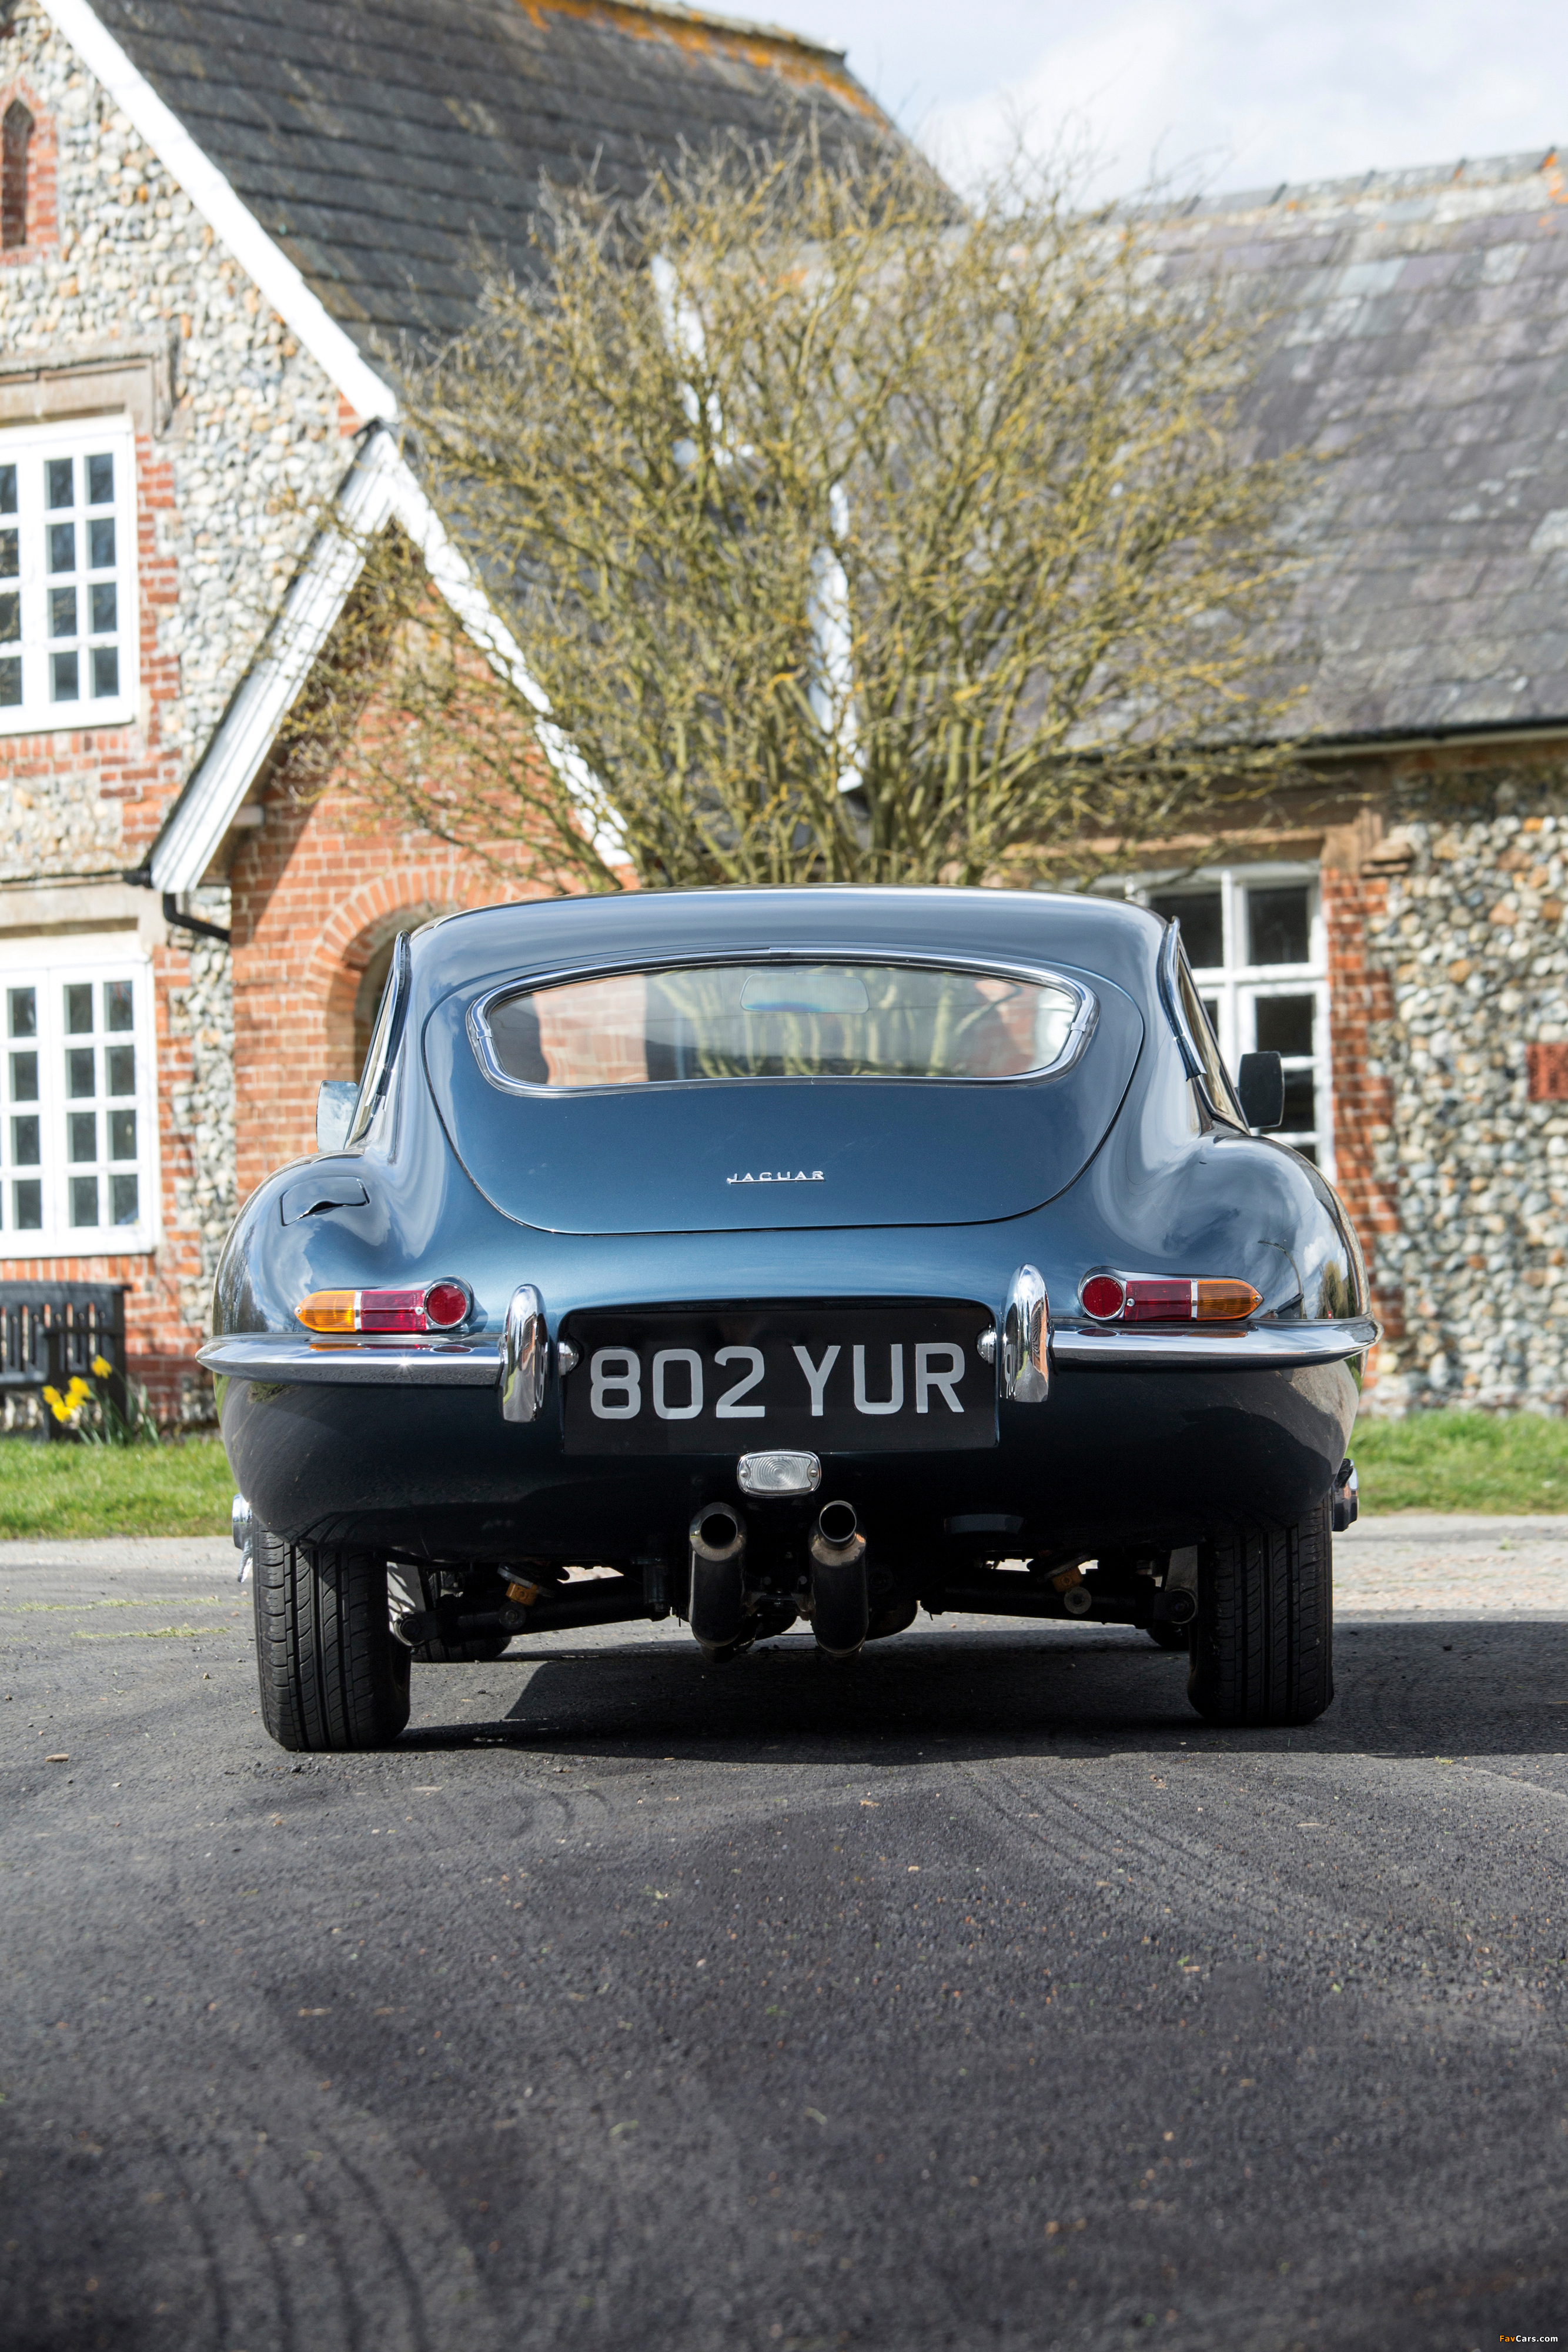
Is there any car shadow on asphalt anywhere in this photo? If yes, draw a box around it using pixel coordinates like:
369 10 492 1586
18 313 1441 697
395 1618 1568 1765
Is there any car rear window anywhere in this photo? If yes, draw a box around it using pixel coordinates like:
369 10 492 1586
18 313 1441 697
473 961 1088 1087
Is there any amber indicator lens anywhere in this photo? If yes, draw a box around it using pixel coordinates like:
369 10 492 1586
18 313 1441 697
295 1289 356 1332
1193 1279 1261 1321
296 1281 472 1335
1078 1274 1259 1324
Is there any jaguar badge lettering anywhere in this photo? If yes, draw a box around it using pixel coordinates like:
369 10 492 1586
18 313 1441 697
726 1169 825 1185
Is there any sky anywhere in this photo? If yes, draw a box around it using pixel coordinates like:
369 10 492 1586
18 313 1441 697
742 0 1565 205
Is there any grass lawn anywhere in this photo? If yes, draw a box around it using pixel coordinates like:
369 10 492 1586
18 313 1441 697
0 1411 1563 1538
1352 1409 1568 1515
0 1432 234 1539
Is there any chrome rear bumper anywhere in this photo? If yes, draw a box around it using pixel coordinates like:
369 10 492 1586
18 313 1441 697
200 1314 1378 1388
1051 1317 1378 1369
199 1336 503 1385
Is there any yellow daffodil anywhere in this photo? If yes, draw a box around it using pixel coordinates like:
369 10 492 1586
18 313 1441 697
92 1355 112 1379
42 1384 65 1418
65 1376 90 1405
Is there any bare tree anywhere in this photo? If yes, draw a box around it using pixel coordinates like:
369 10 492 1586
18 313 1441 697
289 134 1313 892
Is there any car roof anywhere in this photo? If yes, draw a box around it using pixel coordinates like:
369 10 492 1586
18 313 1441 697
412 886 1166 1005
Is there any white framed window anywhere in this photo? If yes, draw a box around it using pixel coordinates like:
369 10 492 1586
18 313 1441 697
0 936 159 1255
0 413 139 736
1123 863 1333 1174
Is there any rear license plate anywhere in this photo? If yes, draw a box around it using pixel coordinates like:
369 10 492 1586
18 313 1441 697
560 1302 995 1456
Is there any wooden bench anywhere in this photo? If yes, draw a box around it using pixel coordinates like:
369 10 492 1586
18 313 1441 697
0 1282 129 1440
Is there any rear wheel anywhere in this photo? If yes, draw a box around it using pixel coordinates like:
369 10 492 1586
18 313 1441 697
1187 1499 1333 1728
253 1531 412 1751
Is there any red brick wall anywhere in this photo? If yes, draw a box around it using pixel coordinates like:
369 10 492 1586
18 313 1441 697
229 770 556 1207
1322 863 1403 1391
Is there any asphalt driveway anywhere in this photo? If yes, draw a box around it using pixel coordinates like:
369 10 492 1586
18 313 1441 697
3 1516 1566 2352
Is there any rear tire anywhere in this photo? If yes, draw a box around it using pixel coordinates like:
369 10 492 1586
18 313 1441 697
1188 1498 1333 1728
253 1531 412 1752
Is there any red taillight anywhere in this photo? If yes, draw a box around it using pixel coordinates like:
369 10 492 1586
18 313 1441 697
423 1280 470 1329
1123 1277 1192 1324
296 1279 473 1334
1081 1274 1125 1321
1079 1273 1259 1324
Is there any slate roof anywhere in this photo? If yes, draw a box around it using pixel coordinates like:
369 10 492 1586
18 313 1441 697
89 0 886 355
1152 149 1568 742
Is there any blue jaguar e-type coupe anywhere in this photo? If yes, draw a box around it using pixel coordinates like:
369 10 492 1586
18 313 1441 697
206 887 1373 1750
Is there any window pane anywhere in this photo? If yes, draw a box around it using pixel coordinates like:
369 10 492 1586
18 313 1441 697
91 646 119 698
0 590 17 643
70 1174 99 1227
104 980 133 1031
111 1172 139 1225
1282 1068 1317 1130
1151 890 1223 970
86 453 113 506
0 527 15 579
0 656 18 708
49 586 77 640
9 987 35 1040
106 1043 135 1095
66 1047 94 1098
90 582 117 633
13 1178 41 1230
1178 961 1236 1115
68 1111 96 1162
109 1106 136 1160
65 982 93 1034
482 963 1085 1087
46 456 74 509
0 463 15 515
48 522 75 573
88 516 115 569
10 1114 38 1165
9 1051 36 1101
51 650 79 701
1255 994 1315 1057
1247 886 1310 967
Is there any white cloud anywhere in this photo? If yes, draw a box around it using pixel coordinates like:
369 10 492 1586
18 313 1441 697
751 0 1564 203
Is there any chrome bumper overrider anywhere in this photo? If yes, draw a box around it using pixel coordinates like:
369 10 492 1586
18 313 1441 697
200 1315 1379 1389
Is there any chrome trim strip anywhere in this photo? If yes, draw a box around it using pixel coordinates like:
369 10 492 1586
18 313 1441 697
198 1336 502 1387
1052 1317 1379 1369
1002 1265 1049 1402
500 1283 548 1422
1156 918 1203 1084
466 950 1099 1098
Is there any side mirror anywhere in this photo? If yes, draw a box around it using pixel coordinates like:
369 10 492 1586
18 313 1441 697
1236 1051 1285 1131
316 1080 359 1154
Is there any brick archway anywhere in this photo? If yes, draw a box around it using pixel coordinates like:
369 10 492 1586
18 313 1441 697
231 805 551 1201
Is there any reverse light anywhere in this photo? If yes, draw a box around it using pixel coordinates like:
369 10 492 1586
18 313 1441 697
295 1279 473 1335
1079 1273 1260 1324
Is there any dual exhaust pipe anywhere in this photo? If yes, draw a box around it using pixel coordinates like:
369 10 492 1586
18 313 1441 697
687 1497 868 1661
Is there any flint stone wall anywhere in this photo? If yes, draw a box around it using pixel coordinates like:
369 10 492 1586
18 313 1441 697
0 0 355 1358
1365 784 1568 1414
